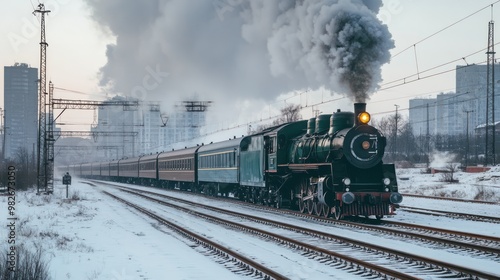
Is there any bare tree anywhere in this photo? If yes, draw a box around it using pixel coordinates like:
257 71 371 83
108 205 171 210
275 103 302 124
372 114 420 163
252 104 302 133
441 162 460 183
0 148 37 190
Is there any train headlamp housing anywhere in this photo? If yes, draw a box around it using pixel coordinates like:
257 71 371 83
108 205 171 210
342 178 351 186
358 112 371 124
383 178 391 186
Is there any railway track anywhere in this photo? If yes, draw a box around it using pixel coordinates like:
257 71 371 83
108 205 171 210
102 190 287 280
399 205 500 224
401 193 500 205
89 180 500 257
91 181 500 279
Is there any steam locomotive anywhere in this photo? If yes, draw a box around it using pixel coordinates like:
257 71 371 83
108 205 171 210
69 103 402 220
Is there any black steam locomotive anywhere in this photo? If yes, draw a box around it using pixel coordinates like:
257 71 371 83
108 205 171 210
70 103 401 220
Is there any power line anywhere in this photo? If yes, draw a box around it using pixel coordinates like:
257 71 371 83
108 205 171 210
380 41 500 91
391 0 500 59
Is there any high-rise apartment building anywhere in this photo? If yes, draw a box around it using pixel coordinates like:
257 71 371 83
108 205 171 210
3 63 38 159
409 98 436 137
162 101 208 150
409 64 500 137
456 64 500 130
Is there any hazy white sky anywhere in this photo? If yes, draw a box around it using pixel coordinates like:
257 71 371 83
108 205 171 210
1 0 499 133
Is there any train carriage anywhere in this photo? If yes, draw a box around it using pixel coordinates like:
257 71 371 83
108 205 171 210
100 161 111 178
81 163 92 177
91 163 101 178
139 153 159 185
197 137 243 195
157 147 199 190
109 160 119 178
118 157 140 182
68 164 80 177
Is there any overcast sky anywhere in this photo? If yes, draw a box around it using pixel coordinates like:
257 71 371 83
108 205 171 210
1 0 499 134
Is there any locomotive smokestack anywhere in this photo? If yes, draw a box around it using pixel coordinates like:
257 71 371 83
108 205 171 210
354 103 366 126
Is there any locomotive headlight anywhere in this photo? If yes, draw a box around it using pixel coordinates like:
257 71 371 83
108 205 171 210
362 141 370 150
358 112 371 124
383 178 391 186
342 177 351 186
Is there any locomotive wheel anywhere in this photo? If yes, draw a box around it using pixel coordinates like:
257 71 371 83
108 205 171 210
307 200 314 215
314 202 322 216
297 179 307 213
333 206 342 220
298 199 306 213
322 204 330 218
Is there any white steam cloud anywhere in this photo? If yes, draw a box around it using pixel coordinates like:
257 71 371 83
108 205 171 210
84 0 393 109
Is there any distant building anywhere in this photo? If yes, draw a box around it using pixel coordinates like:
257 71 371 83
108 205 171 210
92 96 162 159
409 98 436 136
92 96 140 159
138 103 161 154
409 64 500 137
161 101 209 150
91 97 208 159
435 92 471 135
456 64 500 130
3 63 38 160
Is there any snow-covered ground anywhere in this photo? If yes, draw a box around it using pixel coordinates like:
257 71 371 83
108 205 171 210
1 167 499 279
397 166 500 203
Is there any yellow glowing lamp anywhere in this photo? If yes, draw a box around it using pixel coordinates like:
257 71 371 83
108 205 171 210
362 141 370 150
358 112 371 124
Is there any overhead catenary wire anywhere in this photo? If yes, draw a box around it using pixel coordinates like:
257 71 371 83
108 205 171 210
391 0 500 59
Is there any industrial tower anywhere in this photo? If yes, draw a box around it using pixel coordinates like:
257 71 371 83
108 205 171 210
34 4 51 193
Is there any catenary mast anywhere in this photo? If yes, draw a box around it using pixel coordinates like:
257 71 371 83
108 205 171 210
34 4 51 193
486 19 495 166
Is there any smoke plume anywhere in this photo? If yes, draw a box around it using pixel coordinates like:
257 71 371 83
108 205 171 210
84 0 393 110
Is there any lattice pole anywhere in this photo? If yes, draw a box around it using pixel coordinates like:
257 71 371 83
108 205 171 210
34 4 50 193
47 82 54 193
486 20 496 165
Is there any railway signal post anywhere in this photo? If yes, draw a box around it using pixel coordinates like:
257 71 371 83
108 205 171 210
63 172 72 198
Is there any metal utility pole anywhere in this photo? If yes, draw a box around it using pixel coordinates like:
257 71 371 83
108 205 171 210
394 104 399 160
464 109 474 167
46 82 55 193
486 19 496 165
34 4 50 194
426 103 430 167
